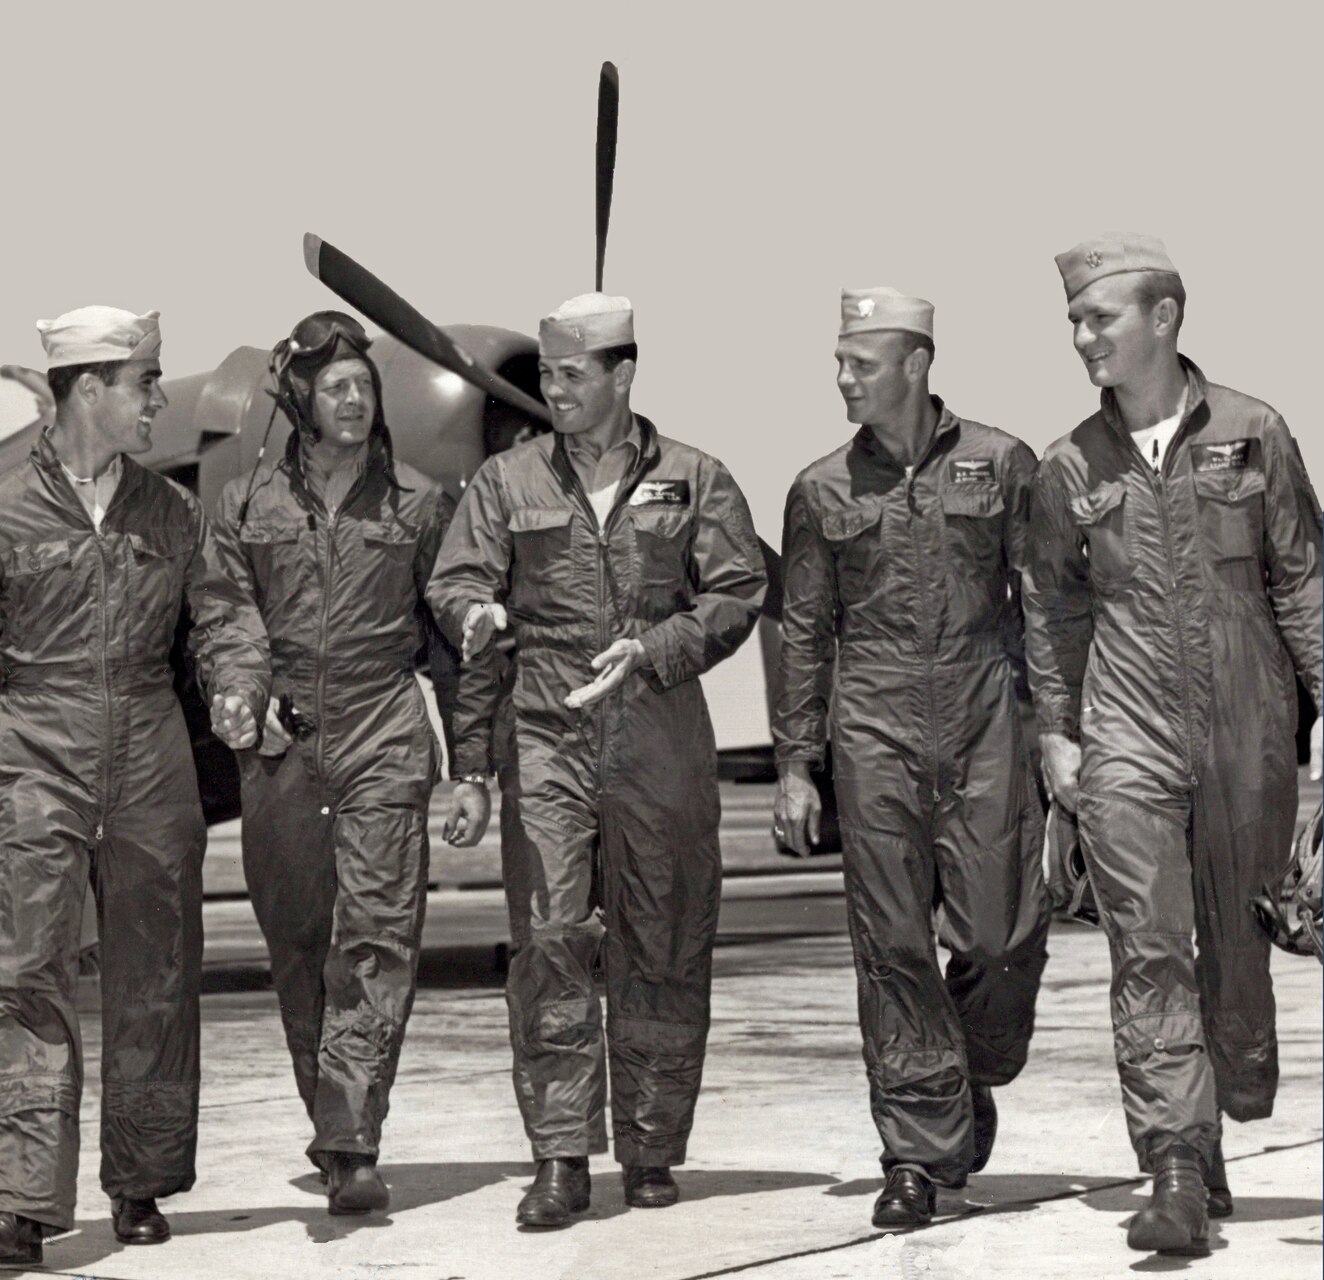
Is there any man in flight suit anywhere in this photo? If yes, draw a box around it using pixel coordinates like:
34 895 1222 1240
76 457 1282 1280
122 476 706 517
1024 236 1321 1256
0 307 268 1265
212 311 491 1216
773 288 1049 1227
428 293 766 1228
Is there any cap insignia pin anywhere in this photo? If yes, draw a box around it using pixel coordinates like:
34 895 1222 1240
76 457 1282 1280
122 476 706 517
1085 251 1104 268
857 298 875 317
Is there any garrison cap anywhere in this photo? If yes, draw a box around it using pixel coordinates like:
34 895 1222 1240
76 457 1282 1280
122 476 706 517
1055 234 1180 302
839 287 934 340
539 293 634 358
36 306 162 368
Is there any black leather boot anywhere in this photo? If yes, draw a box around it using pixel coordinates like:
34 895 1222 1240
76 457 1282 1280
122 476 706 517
623 1165 679 1208
1127 1144 1209 1255
970 1084 998 1174
516 1157 591 1228
871 1167 936 1227
326 1153 390 1216
0 1212 42 1265
112 1196 171 1245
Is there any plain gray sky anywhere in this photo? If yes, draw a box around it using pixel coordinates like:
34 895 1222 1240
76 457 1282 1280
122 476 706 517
3 1 1318 537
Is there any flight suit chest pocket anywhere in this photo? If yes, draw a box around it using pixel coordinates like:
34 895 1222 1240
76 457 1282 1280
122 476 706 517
1192 469 1266 580
361 518 420 597
0 539 76 630
939 483 1004 570
1068 481 1133 585
821 502 882 602
1192 469 1264 556
508 505 575 607
629 505 691 588
239 521 307 612
128 527 193 624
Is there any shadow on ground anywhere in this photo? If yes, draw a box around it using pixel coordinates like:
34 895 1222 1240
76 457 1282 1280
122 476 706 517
202 945 512 997
41 1159 529 1272
549 1167 841 1227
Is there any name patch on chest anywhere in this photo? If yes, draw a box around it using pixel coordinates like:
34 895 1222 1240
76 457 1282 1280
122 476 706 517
1192 440 1253 473
949 459 996 484
628 480 691 506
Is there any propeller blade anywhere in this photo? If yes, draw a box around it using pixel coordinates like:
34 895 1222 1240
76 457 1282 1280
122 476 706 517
595 61 619 292
303 233 550 424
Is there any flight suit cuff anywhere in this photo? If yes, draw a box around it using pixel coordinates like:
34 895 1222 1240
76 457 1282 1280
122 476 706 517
637 626 688 692
774 746 826 772
450 736 493 780
1036 710 1080 741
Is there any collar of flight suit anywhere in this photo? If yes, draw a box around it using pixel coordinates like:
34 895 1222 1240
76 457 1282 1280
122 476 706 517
282 430 392 515
552 412 662 504
31 426 143 521
1098 354 1210 448
851 396 961 471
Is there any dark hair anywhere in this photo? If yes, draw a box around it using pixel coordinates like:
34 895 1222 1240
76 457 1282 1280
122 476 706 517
1132 271 1186 334
47 360 126 404
594 342 638 372
898 332 935 361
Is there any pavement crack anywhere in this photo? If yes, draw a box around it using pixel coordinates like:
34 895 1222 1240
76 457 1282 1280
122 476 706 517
676 1135 1324 1279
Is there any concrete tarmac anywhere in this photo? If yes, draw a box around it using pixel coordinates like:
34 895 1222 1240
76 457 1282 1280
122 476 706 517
14 787 1321 1280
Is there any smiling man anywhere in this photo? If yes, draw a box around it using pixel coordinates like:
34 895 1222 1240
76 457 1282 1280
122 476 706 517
773 287 1048 1227
1023 236 1322 1257
0 307 269 1265
428 292 766 1229
210 311 492 1217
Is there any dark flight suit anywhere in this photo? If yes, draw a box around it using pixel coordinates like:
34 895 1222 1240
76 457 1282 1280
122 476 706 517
1024 359 1322 1172
0 433 268 1231
428 418 765 1167
775 405 1049 1188
213 440 485 1167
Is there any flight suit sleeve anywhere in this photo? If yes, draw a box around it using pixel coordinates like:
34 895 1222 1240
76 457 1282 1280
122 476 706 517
772 478 836 770
635 456 767 691
1261 416 1323 713
185 490 271 719
415 486 497 778
425 457 513 649
1001 442 1038 705
1022 456 1093 740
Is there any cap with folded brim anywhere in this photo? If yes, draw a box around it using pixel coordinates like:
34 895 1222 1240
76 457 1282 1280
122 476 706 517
1055 234 1179 302
539 293 634 358
36 306 162 368
839 287 934 340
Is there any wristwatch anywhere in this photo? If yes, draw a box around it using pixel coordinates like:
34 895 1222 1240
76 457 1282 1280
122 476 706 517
458 773 490 787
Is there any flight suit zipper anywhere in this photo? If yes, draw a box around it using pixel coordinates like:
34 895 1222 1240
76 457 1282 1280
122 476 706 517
52 461 118 842
903 429 949 805
314 508 339 787
94 535 112 842
561 433 655 792
1126 414 1201 790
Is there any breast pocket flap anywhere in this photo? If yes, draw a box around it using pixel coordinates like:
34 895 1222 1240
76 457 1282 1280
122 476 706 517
1068 480 1126 526
238 521 302 547
821 505 880 542
1 539 73 576
509 506 575 533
